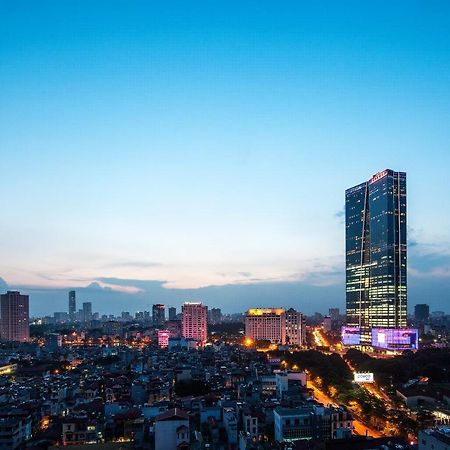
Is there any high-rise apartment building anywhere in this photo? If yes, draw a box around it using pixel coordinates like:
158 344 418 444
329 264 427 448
69 291 77 320
245 308 286 344
82 302 92 322
168 307 177 321
329 308 340 322
121 311 132 322
284 308 306 346
0 291 29 342
181 302 208 344
245 308 306 346
152 304 165 326
323 316 332 333
414 304 429 322
346 169 407 342
208 308 222 325
68 290 76 317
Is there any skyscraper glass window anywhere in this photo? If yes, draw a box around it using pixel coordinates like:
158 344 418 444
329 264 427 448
346 169 407 342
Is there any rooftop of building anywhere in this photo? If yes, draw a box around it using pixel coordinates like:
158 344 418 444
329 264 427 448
325 436 411 450
421 427 450 445
274 406 315 417
155 407 189 422
246 308 285 316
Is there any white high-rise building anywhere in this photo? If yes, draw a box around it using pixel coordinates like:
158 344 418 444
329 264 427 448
245 308 305 347
245 308 286 344
285 308 306 346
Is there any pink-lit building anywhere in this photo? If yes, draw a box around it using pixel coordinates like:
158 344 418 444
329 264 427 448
0 291 29 342
157 329 170 348
182 302 208 345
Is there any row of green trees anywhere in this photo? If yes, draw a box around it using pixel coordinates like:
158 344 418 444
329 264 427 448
271 349 436 438
344 348 450 385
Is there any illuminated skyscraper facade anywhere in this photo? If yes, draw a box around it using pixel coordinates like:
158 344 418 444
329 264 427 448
346 169 407 342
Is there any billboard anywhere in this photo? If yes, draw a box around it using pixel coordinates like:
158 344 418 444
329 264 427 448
354 372 374 383
341 326 361 346
371 328 419 351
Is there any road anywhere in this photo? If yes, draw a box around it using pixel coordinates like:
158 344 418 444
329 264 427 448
363 382 392 404
308 381 383 438
312 327 329 347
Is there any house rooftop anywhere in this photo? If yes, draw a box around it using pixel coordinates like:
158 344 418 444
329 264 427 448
155 408 189 422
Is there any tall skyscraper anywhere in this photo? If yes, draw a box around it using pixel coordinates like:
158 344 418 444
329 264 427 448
168 306 177 321
152 304 166 326
0 291 29 342
329 308 340 322
346 169 407 342
414 304 429 322
68 290 76 317
181 302 208 344
82 302 92 322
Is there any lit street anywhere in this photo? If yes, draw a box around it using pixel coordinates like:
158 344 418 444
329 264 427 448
308 380 383 438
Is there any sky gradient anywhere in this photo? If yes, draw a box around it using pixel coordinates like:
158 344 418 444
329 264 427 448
1 1 450 315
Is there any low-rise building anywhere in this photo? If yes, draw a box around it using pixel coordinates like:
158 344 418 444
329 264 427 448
154 408 190 450
0 416 31 449
275 371 307 399
419 427 450 450
242 411 258 438
223 407 238 445
62 418 101 446
274 405 353 443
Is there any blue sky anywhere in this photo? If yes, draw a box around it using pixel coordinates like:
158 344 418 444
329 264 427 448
1 1 450 315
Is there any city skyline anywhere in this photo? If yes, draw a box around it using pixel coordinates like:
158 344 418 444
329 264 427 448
2 158 449 317
1 4 450 448
2 2 450 315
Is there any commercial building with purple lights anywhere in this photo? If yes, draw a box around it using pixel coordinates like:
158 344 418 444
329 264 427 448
371 328 419 351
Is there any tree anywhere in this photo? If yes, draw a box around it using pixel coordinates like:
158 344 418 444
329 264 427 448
174 380 210 397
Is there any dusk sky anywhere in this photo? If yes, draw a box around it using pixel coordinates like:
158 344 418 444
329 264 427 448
1 1 450 316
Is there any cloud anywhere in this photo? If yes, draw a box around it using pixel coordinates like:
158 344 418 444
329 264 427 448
408 236 450 279
237 272 252 278
209 263 344 288
87 282 109 290
3 237 450 317
334 208 345 224
87 280 143 294
94 276 345 314
102 261 162 269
